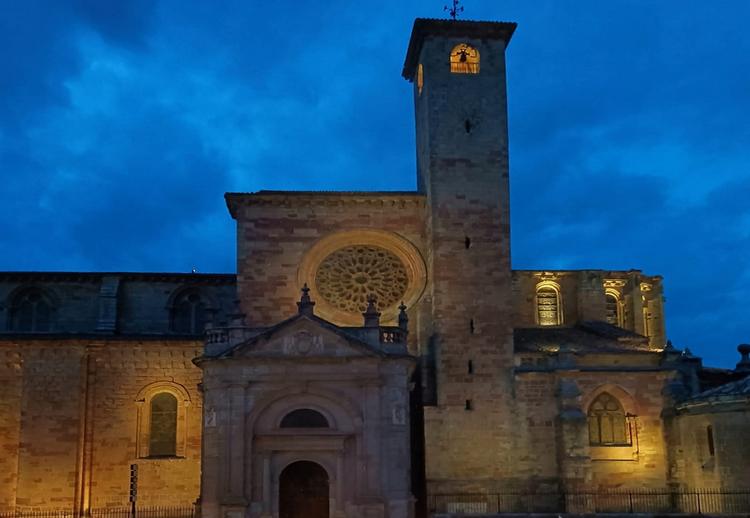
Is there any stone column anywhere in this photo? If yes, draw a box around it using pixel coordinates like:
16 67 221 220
222 383 248 513
555 379 591 512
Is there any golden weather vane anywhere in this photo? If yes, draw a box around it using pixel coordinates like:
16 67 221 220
444 0 464 20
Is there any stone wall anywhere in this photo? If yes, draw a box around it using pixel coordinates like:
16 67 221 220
413 25 516 491
228 193 427 337
0 338 203 510
511 357 674 491
0 347 22 508
0 273 235 335
511 271 666 347
671 407 750 489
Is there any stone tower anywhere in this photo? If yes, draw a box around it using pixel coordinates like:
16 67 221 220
402 19 518 492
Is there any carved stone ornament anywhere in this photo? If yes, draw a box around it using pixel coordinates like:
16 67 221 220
316 245 408 315
297 230 427 326
282 331 324 356
603 279 628 288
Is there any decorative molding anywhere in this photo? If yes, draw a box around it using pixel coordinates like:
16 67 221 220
282 331 325 356
225 192 426 217
603 279 628 288
297 230 427 326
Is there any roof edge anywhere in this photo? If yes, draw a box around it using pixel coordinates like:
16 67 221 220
402 18 517 80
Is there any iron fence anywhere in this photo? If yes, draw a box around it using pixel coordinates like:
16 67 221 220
0 506 195 518
429 488 750 515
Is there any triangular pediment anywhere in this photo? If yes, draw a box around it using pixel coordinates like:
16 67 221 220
223 315 384 359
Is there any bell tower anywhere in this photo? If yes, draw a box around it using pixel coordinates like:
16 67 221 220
403 19 518 492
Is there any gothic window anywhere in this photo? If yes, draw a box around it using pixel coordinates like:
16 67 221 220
149 392 178 457
9 288 53 332
536 283 562 326
171 290 207 334
280 409 329 428
417 63 424 95
588 392 630 446
450 43 480 74
605 290 623 327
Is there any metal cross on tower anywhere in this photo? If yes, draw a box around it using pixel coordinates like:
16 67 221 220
444 0 464 20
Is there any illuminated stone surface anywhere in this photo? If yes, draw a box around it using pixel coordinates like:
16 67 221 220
0 16 747 518
315 245 408 314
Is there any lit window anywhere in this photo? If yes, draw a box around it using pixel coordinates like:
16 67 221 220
536 283 562 326
280 409 329 428
588 393 631 446
9 288 53 332
605 290 623 327
450 43 480 74
149 393 178 457
171 290 207 334
417 63 424 95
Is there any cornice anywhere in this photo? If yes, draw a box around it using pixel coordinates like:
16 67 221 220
225 191 426 218
0 271 236 284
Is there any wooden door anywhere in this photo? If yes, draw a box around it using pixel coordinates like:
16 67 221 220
279 461 329 518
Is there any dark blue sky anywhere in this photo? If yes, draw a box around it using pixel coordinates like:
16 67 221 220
1 1 748 367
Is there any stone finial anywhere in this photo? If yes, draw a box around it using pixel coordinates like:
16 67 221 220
297 283 315 316
398 302 409 331
363 294 381 328
664 339 676 351
736 344 750 373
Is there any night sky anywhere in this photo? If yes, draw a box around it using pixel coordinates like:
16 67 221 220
1 1 748 367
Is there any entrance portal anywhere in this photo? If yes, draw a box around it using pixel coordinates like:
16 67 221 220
279 461 330 518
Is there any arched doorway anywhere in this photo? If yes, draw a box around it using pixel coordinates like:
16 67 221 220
279 461 329 518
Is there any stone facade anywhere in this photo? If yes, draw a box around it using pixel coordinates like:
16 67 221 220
0 16 748 518
0 273 234 509
196 296 415 517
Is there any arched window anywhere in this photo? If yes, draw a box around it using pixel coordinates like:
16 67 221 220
171 290 207 334
280 408 329 428
605 290 623 327
588 392 631 446
536 283 562 326
706 425 715 456
9 288 53 332
450 43 480 74
149 392 178 457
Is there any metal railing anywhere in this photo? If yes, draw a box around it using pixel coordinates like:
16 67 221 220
428 488 750 515
0 506 195 518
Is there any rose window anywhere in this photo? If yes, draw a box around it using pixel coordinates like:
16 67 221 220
315 245 409 314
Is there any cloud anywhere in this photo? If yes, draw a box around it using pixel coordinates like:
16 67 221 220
0 0 748 366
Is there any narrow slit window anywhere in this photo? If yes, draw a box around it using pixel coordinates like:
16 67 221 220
707 425 715 456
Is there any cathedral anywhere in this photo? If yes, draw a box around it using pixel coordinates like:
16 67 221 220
0 17 749 518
